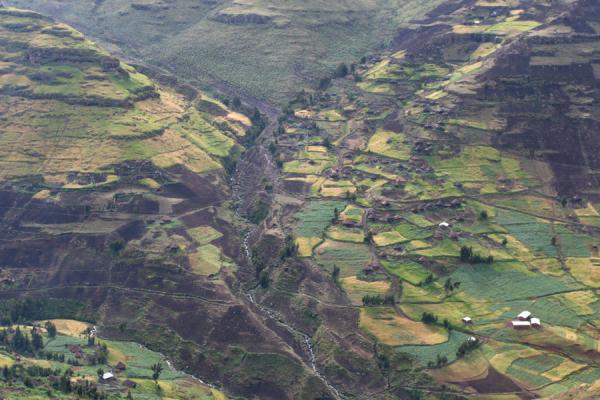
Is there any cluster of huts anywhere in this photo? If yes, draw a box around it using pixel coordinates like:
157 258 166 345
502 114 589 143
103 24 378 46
509 311 542 329
462 310 542 330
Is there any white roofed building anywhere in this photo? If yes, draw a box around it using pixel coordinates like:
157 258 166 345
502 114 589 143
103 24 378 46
511 320 531 329
102 372 115 381
518 311 532 321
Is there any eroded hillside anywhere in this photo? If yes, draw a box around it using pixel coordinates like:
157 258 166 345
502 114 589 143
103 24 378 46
4 0 445 103
0 8 378 399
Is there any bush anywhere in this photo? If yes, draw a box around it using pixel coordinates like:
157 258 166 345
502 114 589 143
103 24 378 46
421 312 438 324
362 294 395 306
333 63 349 78
459 246 493 264
318 77 331 90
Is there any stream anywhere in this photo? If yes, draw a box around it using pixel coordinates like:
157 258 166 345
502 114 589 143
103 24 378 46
230 113 343 400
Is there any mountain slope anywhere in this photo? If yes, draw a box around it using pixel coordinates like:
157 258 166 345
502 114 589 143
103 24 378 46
5 0 445 104
261 0 600 398
0 7 348 399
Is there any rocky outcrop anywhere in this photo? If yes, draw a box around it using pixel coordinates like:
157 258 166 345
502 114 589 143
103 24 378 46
211 10 273 25
26 46 121 71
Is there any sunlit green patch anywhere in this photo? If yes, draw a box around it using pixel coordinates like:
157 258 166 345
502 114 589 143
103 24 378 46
341 276 391 305
497 210 558 257
367 130 410 160
404 214 434 228
340 204 363 224
326 225 365 243
187 226 223 246
320 179 356 197
450 262 582 302
357 81 395 94
403 176 462 200
373 230 407 247
397 330 471 366
283 159 334 175
188 244 234 275
361 307 448 346
314 240 371 277
296 200 346 237
382 260 431 285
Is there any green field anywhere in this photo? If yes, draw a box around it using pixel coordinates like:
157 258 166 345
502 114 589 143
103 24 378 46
296 200 346 237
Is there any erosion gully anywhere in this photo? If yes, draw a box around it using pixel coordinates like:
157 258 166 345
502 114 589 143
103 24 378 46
230 99 344 399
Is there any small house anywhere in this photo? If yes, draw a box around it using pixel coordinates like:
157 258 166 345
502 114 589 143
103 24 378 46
510 321 531 329
468 336 478 342
123 379 137 389
438 221 450 228
517 311 532 321
462 317 473 325
531 318 541 328
102 372 115 382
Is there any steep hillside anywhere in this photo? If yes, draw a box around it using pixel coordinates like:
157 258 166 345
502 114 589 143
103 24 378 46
4 0 445 104
259 0 600 398
0 7 373 399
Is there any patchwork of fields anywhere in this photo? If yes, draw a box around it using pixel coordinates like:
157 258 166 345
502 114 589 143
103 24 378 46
0 320 226 399
273 0 600 397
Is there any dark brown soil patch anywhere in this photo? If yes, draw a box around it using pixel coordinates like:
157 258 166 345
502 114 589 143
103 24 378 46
116 219 146 241
466 367 530 396
283 179 310 195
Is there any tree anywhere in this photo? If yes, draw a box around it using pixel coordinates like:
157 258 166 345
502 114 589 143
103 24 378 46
443 278 453 293
232 96 241 108
422 274 434 286
421 312 438 324
109 240 125 256
45 321 57 338
332 265 340 284
435 354 448 367
127 390 134 400
479 210 488 220
151 363 163 382
97 368 104 380
259 271 270 288
31 329 43 351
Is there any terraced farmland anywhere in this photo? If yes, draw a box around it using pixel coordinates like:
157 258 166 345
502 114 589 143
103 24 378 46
267 0 600 397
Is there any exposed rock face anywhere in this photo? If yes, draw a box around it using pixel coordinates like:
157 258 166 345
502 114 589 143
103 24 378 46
27 46 121 70
211 10 273 25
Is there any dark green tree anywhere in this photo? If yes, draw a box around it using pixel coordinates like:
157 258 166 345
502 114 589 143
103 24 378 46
151 363 163 382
